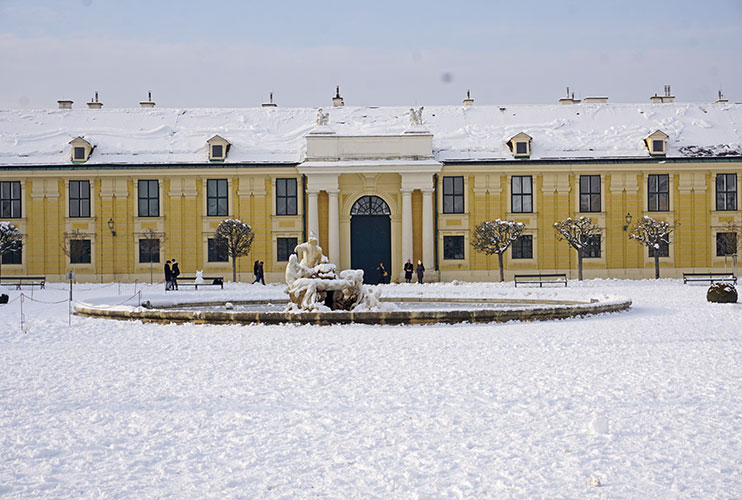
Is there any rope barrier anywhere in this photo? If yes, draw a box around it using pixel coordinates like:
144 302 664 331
74 291 142 309
18 293 70 304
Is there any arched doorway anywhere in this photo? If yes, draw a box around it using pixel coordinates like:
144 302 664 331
350 195 392 284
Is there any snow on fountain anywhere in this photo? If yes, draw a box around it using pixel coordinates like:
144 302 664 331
284 233 383 312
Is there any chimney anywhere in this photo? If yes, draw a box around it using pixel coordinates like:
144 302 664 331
583 96 608 104
87 91 103 109
139 91 156 108
652 85 675 103
332 86 344 107
57 100 73 109
463 89 474 106
262 91 278 108
715 90 728 103
559 86 580 104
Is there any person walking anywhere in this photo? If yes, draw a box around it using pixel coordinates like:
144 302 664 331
257 261 266 285
170 259 180 290
416 260 425 284
404 259 414 283
376 262 388 285
252 260 261 284
164 260 172 291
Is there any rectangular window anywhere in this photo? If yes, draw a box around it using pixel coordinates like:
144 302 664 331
138 239 160 263
511 176 533 213
649 240 669 258
443 235 465 260
70 239 91 264
208 238 229 262
652 140 665 153
138 180 159 217
716 174 737 211
2 242 21 265
648 174 669 212
0 181 22 218
276 178 298 216
515 142 528 155
211 145 223 158
73 147 86 160
584 235 601 258
512 235 533 259
579 175 601 212
69 180 90 218
207 179 228 216
716 232 738 257
277 237 298 261
442 176 464 214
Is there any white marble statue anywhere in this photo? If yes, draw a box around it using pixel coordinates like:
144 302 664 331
316 108 330 126
284 235 382 312
409 106 424 127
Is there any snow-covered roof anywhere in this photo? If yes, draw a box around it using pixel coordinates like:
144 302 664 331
1 103 741 166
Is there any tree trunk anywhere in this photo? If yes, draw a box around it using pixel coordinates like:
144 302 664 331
654 254 660 279
497 252 504 282
232 256 237 283
577 250 584 281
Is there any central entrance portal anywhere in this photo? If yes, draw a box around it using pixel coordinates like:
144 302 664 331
350 195 392 284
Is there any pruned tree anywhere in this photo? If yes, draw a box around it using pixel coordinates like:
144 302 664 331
0 221 23 279
215 219 255 282
471 219 525 282
139 228 167 284
715 221 739 272
60 229 91 278
629 215 675 279
553 216 601 281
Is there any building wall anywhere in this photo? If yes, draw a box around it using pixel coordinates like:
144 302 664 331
2 158 741 283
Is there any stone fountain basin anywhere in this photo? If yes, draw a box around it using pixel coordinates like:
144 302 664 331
75 295 631 326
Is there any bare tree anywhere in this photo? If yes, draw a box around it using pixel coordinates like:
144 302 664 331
629 215 675 279
60 229 91 279
0 222 23 279
470 219 525 282
715 221 739 273
138 228 167 284
553 216 601 281
215 219 255 282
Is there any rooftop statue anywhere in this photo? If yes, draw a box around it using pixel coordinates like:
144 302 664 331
316 108 330 126
409 106 424 127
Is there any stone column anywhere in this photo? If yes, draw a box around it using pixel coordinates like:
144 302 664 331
422 188 434 268
327 189 340 265
401 189 413 262
307 190 319 238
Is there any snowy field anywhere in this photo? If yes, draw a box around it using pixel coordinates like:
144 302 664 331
1 280 740 499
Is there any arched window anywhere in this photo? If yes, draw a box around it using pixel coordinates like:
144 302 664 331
350 195 391 215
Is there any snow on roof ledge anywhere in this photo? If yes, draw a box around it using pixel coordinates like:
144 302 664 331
0 103 741 166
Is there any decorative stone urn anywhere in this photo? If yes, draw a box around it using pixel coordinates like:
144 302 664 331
706 282 738 303
285 234 381 312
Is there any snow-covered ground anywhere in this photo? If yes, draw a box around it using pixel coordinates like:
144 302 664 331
0 280 740 499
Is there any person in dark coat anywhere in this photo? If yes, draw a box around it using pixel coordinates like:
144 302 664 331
170 259 180 290
164 260 172 290
416 260 425 284
404 259 414 283
377 262 388 285
252 260 261 284
258 261 266 285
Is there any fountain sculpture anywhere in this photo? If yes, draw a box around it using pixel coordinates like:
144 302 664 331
284 234 382 312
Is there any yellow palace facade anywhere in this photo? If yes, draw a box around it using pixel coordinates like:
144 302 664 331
1 97 740 283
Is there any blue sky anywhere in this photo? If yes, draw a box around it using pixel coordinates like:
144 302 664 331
1 0 741 108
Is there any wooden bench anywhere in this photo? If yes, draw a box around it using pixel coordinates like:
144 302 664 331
175 276 224 290
0 276 46 290
514 273 568 287
682 272 737 285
